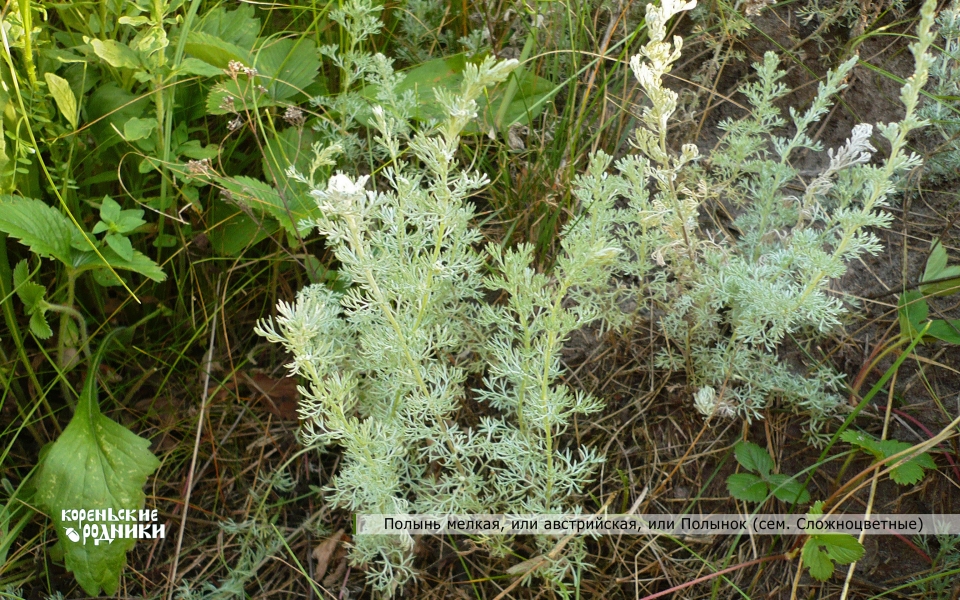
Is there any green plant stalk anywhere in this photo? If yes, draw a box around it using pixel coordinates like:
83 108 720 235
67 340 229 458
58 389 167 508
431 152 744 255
0 25 134 300
156 0 203 267
17 0 37 90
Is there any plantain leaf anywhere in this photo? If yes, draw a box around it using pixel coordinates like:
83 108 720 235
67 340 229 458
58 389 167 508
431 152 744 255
33 334 161 596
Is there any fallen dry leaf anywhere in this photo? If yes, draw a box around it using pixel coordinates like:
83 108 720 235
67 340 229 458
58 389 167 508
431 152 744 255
312 529 345 582
242 371 300 420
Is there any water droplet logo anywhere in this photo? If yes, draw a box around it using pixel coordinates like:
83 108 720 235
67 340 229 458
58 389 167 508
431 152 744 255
65 527 80 543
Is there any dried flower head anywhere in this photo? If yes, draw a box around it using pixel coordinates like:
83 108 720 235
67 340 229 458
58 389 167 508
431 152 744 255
284 106 306 127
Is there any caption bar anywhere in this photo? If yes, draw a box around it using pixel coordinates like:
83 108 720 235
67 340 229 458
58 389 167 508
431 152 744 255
355 514 960 536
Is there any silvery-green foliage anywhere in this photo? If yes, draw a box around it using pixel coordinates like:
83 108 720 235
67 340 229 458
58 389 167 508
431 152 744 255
918 0 960 181
258 54 620 595
588 0 937 438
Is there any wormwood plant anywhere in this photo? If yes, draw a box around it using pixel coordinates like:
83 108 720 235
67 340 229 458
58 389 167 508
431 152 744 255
582 0 937 440
918 0 960 181
256 56 620 594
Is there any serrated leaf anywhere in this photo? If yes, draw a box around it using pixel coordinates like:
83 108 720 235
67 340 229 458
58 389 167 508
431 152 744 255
44 73 78 129
801 537 835 581
0 196 76 265
13 260 53 339
33 335 160 595
12 260 44 310
205 79 279 115
197 4 260 49
90 39 140 70
184 31 252 70
823 533 865 563
767 474 810 504
840 429 884 460
221 175 318 237
727 473 768 503
30 310 53 338
733 441 774 477
256 37 320 101
877 439 935 486
843 431 935 486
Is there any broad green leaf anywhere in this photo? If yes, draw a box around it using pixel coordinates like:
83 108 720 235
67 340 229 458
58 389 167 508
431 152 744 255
90 39 140 70
122 117 155 142
896 291 960 344
726 473 767 503
87 84 150 152
733 441 774 477
823 533 865 564
100 196 122 223
840 430 884 460
922 240 948 282
766 474 810 504
925 317 960 344
920 241 960 296
207 197 276 256
184 31 252 70
801 503 864 582
479 68 558 131
33 335 160 596
898 290 928 341
920 266 960 296
73 246 166 282
178 58 224 78
0 196 76 265
100 197 146 234
12 260 52 339
44 73 78 129
104 233 134 261
256 37 320 101
197 3 261 49
117 16 151 26
221 175 318 237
